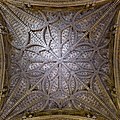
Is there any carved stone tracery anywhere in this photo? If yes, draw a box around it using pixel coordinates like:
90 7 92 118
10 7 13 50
0 0 120 120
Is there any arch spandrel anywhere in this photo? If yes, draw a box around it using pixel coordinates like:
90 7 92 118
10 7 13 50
0 0 120 120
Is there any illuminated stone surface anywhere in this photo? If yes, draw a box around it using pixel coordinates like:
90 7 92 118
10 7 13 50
0 1 119 120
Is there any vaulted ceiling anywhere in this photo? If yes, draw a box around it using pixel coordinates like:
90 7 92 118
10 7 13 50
0 0 120 120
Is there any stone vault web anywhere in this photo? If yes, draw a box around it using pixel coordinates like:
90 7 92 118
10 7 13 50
0 1 119 120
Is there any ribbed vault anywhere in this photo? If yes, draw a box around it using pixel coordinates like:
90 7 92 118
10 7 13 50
0 0 120 120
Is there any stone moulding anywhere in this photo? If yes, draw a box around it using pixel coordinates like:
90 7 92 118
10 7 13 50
114 10 120 109
25 115 93 120
0 23 5 104
3 0 112 7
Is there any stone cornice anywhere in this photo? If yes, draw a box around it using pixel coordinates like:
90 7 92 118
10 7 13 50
3 0 112 7
25 115 93 120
